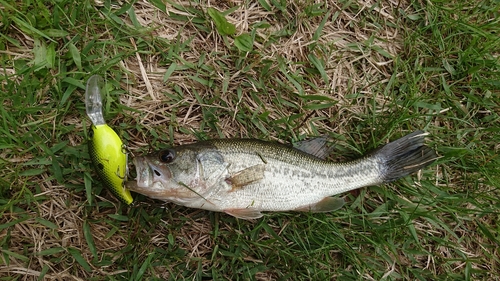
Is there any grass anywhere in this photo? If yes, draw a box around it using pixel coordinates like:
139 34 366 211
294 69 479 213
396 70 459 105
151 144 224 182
1 0 499 279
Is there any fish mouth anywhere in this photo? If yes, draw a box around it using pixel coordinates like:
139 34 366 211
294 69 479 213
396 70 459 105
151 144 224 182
125 156 172 192
131 156 153 188
125 156 153 193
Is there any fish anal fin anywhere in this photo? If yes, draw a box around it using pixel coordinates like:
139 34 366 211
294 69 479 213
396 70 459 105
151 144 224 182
224 208 263 220
293 137 330 160
226 164 265 190
295 197 345 213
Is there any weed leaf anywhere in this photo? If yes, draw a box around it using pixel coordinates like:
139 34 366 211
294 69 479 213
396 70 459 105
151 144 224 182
207 7 235 36
234 33 253 52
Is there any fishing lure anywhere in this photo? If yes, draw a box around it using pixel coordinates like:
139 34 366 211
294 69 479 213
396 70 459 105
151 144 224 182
86 75 133 204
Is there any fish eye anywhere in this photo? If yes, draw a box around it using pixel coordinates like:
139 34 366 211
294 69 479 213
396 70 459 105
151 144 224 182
159 149 175 163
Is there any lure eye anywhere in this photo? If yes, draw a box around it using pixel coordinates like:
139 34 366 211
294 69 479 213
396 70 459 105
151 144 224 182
159 149 175 163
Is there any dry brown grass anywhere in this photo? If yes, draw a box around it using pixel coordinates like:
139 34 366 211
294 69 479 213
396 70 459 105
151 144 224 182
117 0 404 143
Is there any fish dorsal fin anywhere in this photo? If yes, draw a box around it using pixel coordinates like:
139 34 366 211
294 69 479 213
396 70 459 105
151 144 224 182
224 208 264 220
293 137 331 160
295 197 345 213
227 164 265 190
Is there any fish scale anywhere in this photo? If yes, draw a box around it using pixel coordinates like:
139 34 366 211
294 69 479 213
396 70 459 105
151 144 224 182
205 153 379 211
126 131 437 219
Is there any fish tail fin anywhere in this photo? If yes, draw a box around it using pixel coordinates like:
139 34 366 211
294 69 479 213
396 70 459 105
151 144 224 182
373 131 438 183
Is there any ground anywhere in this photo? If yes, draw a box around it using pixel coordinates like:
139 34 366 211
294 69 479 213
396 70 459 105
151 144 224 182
0 0 499 280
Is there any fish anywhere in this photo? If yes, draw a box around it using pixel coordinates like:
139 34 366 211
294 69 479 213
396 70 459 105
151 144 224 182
125 131 437 219
86 75 133 205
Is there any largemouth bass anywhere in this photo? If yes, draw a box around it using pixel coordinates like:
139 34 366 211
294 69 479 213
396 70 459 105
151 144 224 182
126 131 436 219
86 75 133 204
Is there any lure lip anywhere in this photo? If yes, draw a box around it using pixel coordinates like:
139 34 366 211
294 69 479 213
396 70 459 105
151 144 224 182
85 75 106 126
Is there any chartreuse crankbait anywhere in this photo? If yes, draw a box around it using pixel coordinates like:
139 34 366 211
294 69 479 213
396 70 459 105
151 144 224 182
85 75 133 204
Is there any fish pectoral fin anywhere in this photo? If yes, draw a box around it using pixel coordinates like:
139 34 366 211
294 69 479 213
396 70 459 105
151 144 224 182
295 197 345 213
227 164 265 190
224 208 264 220
293 137 331 160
